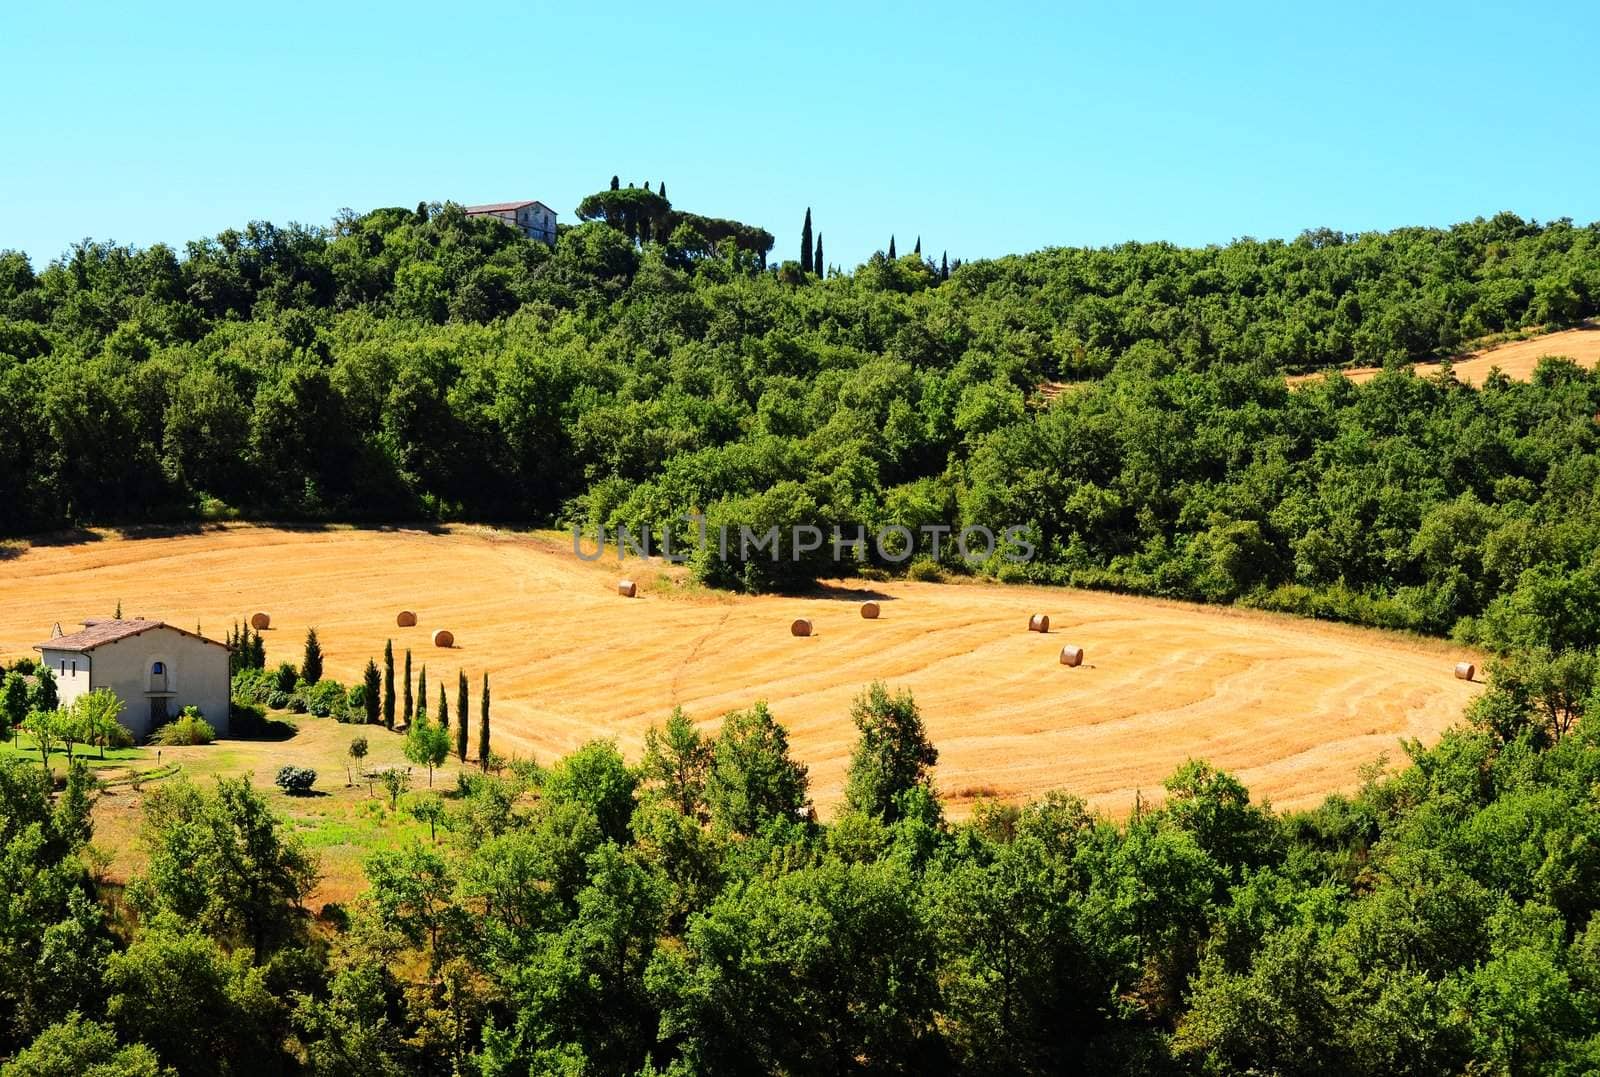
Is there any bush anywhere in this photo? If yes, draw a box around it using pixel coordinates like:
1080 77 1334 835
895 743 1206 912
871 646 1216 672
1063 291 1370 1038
274 765 317 795
304 679 348 719
906 557 945 582
286 693 308 715
266 689 291 710
272 662 300 694
151 714 216 746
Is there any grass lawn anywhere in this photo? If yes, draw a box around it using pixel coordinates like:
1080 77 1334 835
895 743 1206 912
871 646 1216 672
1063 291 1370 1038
83 712 474 908
0 733 149 776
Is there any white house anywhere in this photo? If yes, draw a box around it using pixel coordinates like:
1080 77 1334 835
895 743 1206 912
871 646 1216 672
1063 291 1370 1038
34 619 231 738
463 199 558 244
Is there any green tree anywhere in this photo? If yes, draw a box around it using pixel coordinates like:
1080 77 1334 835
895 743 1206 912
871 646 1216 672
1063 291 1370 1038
639 707 712 819
404 710 450 787
4 1012 167 1077
362 658 381 725
407 793 446 842
479 673 491 771
543 741 638 844
416 664 427 722
347 735 368 787
127 776 319 956
403 649 413 725
382 639 395 729
800 208 813 274
70 688 125 759
456 670 469 763
815 232 823 278
704 701 810 835
28 666 57 713
0 670 27 735
301 627 323 685
841 682 938 823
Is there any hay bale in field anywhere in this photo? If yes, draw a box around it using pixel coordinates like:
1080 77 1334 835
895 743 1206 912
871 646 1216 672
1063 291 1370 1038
618 579 637 598
396 610 417 627
790 618 814 637
1059 645 1085 667
1028 613 1049 633
860 601 880 619
249 611 271 630
1454 661 1475 682
433 629 455 648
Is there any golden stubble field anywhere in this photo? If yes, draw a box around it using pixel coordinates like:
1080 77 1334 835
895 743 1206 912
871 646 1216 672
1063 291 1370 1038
1287 324 1600 388
0 524 1483 816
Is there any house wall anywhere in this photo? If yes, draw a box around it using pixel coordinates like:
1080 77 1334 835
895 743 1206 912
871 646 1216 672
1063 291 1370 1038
516 204 556 244
54 629 230 738
37 648 91 705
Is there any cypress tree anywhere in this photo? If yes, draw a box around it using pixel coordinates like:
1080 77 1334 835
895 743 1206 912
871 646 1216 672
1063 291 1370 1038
417 664 427 720
480 673 491 770
815 234 823 278
438 684 448 732
888 235 897 259
658 181 666 198
362 659 381 724
801 208 813 274
383 640 396 729
456 670 469 762
941 251 949 281
914 236 922 256
610 175 620 190
301 628 323 684
403 649 413 724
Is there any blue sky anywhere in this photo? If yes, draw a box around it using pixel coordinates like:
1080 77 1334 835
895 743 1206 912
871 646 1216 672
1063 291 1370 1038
3 1 1595 271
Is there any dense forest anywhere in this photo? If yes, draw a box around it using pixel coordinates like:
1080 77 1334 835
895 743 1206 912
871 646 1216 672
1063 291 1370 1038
4 669 1600 1075
3 203 1600 644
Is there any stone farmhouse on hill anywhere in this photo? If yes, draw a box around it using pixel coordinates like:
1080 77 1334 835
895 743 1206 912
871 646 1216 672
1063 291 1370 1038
34 618 230 739
463 199 558 244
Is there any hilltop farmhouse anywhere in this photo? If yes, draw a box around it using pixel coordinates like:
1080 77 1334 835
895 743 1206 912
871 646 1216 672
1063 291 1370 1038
463 199 558 244
34 619 230 738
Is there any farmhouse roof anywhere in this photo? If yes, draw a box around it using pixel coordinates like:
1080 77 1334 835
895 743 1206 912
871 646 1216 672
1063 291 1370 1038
34 619 229 653
464 200 548 214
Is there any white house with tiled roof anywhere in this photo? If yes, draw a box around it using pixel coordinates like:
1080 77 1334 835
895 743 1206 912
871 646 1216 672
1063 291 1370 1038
463 199 557 244
35 619 230 738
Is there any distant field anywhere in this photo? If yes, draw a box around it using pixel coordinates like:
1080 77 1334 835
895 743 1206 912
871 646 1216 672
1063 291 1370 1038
0 524 1482 818
1287 324 1600 388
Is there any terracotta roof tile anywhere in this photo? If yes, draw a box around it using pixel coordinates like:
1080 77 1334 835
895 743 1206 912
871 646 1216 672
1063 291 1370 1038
35 619 228 653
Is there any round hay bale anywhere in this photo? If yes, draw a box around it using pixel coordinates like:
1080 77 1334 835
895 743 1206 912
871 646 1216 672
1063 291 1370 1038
1059 645 1085 667
860 601 880 619
432 629 455 648
249 611 271 630
618 579 637 598
1454 661 1476 682
1028 613 1050 633
790 618 814 637
396 610 417 628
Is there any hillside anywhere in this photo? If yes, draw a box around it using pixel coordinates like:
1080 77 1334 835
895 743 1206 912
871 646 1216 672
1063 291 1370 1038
1287 322 1600 387
0 524 1480 815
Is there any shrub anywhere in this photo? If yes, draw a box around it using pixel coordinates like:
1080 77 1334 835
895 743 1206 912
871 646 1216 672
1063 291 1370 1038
151 714 216 746
272 662 299 694
266 689 290 710
906 557 945 582
304 679 348 719
275 765 317 795
287 694 308 715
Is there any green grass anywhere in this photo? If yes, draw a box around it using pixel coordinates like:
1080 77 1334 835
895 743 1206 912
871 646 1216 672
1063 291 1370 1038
0 733 148 773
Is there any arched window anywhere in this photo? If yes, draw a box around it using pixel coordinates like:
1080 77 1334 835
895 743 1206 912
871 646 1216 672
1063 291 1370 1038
152 661 165 675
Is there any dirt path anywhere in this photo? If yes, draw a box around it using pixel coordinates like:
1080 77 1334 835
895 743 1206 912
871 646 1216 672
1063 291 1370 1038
1287 324 1600 388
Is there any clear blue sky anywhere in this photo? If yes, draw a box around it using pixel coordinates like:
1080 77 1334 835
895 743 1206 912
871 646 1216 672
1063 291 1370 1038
3 0 1595 271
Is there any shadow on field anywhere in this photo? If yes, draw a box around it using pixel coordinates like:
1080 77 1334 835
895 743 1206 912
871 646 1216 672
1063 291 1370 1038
807 582 899 602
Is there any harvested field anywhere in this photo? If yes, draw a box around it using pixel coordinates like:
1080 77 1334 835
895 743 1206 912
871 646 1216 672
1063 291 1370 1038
1287 324 1600 388
0 524 1483 816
